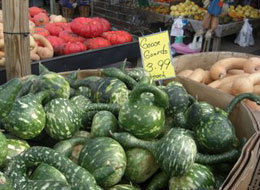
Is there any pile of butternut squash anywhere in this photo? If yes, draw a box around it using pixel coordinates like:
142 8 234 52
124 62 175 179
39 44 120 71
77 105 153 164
177 57 260 110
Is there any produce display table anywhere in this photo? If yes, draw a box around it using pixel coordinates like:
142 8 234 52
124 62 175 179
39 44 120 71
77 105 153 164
187 18 260 51
0 41 141 85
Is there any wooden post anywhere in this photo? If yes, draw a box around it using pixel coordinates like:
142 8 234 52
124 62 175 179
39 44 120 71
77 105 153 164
2 0 31 80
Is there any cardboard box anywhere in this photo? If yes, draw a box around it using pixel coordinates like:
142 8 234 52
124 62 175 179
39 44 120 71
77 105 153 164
60 68 259 190
173 51 260 131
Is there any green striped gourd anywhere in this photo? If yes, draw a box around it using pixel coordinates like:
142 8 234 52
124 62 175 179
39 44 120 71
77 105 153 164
78 137 127 188
146 171 169 190
45 95 119 140
185 101 215 130
123 67 149 82
0 171 12 190
111 128 239 177
16 75 39 98
72 76 129 106
31 137 89 184
30 163 68 184
125 148 159 183
119 84 169 140
194 93 260 153
169 163 215 190
0 132 7 166
109 184 140 190
103 67 137 89
111 128 197 177
0 78 22 120
91 111 118 137
5 146 101 190
4 91 49 139
65 70 78 86
4 139 30 166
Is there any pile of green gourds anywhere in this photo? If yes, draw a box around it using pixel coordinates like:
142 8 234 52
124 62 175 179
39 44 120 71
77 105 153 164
0 63 259 190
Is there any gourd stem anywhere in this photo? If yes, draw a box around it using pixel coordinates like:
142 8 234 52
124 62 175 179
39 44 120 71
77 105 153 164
39 63 51 75
110 132 153 150
129 84 169 109
84 103 120 115
226 93 260 115
195 149 239 165
103 67 137 90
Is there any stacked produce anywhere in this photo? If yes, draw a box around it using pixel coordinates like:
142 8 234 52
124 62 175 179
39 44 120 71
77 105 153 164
228 5 260 20
0 7 133 66
170 0 206 20
143 5 170 15
177 57 260 110
0 63 258 189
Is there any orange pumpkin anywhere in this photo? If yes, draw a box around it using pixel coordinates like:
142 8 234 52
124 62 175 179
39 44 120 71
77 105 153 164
33 13 49 26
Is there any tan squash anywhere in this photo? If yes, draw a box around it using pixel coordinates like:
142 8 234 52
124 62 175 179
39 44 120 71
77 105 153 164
33 34 54 60
50 15 67 23
253 84 260 95
30 35 40 61
0 51 5 67
227 69 245 75
29 20 36 32
243 57 260 74
210 57 248 80
187 68 205 83
208 73 249 88
217 81 233 94
177 69 193 77
202 70 213 84
231 73 260 95
0 38 4 51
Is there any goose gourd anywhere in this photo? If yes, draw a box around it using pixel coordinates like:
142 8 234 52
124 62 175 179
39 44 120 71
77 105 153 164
146 171 169 190
5 146 101 190
45 95 120 140
169 163 215 190
110 128 240 177
125 148 159 183
91 111 118 137
0 78 22 120
119 84 169 140
0 132 7 166
4 91 49 139
194 93 260 153
78 137 126 188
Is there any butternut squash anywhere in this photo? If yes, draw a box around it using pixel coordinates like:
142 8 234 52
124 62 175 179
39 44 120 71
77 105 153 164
227 69 245 75
30 35 40 61
177 70 193 77
187 68 205 82
33 34 54 60
0 51 5 67
254 85 260 95
202 70 213 84
208 74 249 88
244 99 260 112
217 81 233 94
243 57 260 74
210 58 248 80
231 73 260 95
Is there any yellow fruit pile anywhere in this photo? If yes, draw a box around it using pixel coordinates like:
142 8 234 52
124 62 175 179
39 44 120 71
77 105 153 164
143 5 170 15
228 5 260 20
170 0 206 20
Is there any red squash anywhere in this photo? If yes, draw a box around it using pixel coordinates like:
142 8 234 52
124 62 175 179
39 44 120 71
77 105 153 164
59 31 85 43
70 17 104 38
46 36 66 55
55 22 72 32
31 27 50 37
29 7 46 17
33 13 49 26
45 23 63 36
63 42 87 55
102 30 133 45
84 37 111 50
92 17 111 32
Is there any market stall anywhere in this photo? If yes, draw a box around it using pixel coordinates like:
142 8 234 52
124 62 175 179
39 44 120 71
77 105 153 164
0 0 260 189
